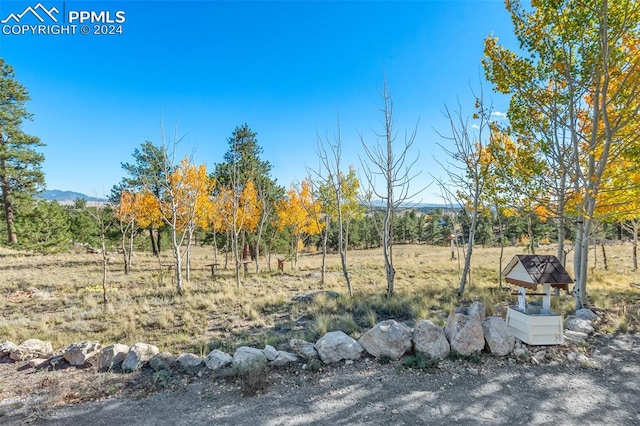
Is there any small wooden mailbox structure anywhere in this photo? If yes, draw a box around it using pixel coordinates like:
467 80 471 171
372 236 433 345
502 255 573 345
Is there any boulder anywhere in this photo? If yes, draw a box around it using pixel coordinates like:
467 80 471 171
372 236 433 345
205 349 233 371
482 316 515 356
412 320 450 360
566 316 595 334
0 341 17 357
467 301 486 322
10 339 54 361
445 310 485 356
232 346 267 374
575 309 598 322
315 331 363 364
122 342 159 372
289 339 318 360
358 320 412 360
63 341 102 366
149 352 177 371
95 344 130 371
272 351 299 367
263 345 279 361
177 353 203 373
564 330 589 344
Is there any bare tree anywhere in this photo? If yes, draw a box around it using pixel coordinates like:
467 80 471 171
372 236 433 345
435 92 493 296
86 200 113 305
360 80 422 298
309 118 353 295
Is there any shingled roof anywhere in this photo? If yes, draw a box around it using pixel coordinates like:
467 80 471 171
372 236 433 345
501 255 573 290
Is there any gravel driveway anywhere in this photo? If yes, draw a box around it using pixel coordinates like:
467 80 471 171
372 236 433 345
17 333 639 426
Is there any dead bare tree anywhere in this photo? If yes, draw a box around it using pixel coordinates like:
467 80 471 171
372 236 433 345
434 92 493 296
360 80 422 298
309 118 353 295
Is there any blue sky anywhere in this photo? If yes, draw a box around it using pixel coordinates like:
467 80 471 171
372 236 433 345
0 0 515 203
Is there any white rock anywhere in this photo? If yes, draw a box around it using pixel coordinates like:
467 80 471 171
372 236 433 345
95 344 130 371
358 320 412 359
564 330 589 344
513 348 527 357
272 351 299 367
122 342 159 372
445 311 485 356
205 349 233 371
575 309 598 322
566 316 595 334
10 339 54 361
177 353 203 372
467 301 486 322
149 352 177 371
413 320 450 360
263 345 279 361
63 341 102 366
0 341 17 357
482 316 515 356
290 339 318 359
315 331 363 364
233 346 267 374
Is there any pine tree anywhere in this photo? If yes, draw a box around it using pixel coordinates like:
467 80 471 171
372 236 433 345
0 60 45 244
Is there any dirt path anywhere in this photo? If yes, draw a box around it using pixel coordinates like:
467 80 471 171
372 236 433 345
4 334 635 426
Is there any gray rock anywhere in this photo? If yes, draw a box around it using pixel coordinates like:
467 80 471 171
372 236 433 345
272 351 299 367
122 342 159 372
233 346 268 374
567 352 590 363
445 310 485 356
482 316 515 356
566 316 595 334
63 341 102 366
358 320 412 360
177 353 203 372
149 352 177 371
467 301 486 322
263 345 279 361
0 341 17 357
95 344 130 371
28 358 49 368
564 330 589 344
290 339 318 359
513 347 527 357
575 309 598 322
205 349 233 371
412 320 450 360
10 339 54 361
315 331 363 364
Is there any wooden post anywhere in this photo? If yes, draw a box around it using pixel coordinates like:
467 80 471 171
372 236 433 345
542 283 551 313
518 286 527 311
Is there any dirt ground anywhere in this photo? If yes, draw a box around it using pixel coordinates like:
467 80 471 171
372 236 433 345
1 333 639 426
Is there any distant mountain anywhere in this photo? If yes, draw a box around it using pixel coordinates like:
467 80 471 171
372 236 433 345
38 190 107 203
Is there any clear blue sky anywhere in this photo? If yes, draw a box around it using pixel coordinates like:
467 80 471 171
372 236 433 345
1 0 515 203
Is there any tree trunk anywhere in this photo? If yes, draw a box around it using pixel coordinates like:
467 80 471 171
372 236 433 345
321 215 329 284
497 209 504 289
121 223 129 275
149 228 158 256
1 155 17 244
100 230 108 304
633 221 639 271
601 242 608 271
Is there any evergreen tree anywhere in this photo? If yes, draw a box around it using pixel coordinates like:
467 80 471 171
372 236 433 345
15 200 70 253
0 60 45 244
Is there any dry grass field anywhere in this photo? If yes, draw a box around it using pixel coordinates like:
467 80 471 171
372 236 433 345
1 242 639 355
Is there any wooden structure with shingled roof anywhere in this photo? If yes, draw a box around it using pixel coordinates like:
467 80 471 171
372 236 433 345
502 255 572 345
